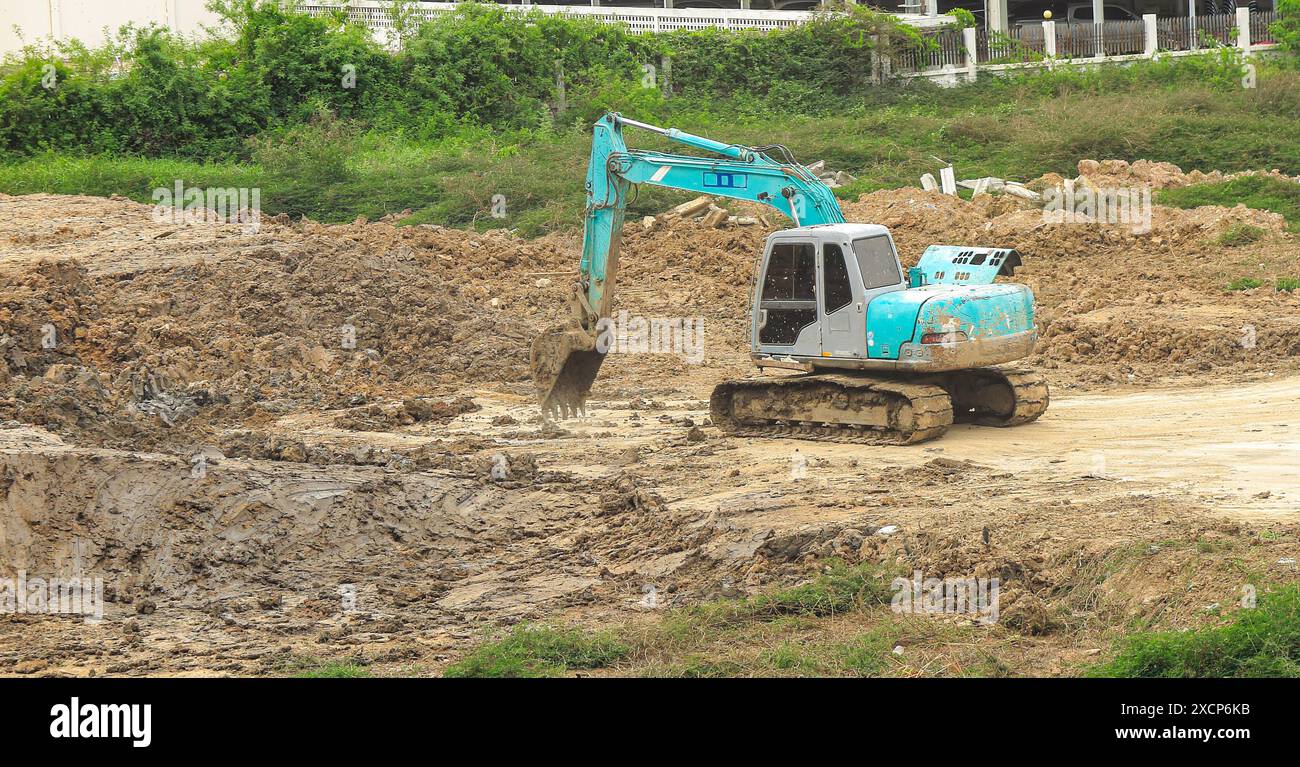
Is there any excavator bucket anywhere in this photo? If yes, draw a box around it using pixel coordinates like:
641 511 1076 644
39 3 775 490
530 319 605 419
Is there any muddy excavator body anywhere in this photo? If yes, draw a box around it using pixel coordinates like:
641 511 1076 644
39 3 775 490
532 113 1048 442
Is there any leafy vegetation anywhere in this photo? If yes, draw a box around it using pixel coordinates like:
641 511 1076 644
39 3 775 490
1090 586 1300 678
1 2 1297 234
1227 277 1265 290
1273 0 1300 60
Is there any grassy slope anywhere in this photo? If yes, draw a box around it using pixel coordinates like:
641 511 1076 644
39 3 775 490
3 64 1298 236
439 563 1300 679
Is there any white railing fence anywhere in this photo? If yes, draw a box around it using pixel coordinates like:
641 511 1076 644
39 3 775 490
302 1 823 35
303 2 1284 85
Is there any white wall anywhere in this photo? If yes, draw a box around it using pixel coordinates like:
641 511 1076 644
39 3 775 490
0 0 223 57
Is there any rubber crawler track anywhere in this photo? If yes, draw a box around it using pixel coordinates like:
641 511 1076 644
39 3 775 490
709 374 954 445
933 367 1051 427
709 368 1049 445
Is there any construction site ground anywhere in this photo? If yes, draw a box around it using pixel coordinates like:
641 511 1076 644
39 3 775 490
2 168 1299 677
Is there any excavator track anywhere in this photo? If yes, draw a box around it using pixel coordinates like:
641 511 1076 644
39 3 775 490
708 367 1049 445
927 367 1050 428
710 374 954 445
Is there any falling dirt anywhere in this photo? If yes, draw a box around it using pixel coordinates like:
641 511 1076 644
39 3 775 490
1 184 1298 676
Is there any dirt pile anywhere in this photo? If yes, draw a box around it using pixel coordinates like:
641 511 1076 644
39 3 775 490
1059 158 1299 190
4 182 1297 456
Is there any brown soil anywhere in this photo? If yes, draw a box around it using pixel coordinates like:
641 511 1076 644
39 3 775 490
1 187 1298 677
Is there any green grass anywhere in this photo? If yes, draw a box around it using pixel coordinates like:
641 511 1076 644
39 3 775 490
1227 277 1265 291
296 662 371 678
271 654 372 678
1277 277 1300 292
1216 223 1268 247
659 560 892 640
442 624 630 678
1159 175 1300 233
4 63 1299 236
1089 585 1300 678
444 562 899 678
0 151 262 202
760 625 904 677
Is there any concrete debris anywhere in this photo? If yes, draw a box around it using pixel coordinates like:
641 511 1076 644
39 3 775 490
701 205 729 228
955 176 1043 202
670 195 713 218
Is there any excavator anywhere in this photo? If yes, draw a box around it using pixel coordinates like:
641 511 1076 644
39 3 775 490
530 113 1048 444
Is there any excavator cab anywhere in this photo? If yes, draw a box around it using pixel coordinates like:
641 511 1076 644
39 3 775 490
753 224 905 364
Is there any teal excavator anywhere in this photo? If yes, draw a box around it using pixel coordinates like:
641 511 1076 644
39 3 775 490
530 113 1048 443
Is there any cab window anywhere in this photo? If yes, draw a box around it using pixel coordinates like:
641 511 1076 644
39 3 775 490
851 236 901 291
822 244 852 314
762 242 816 301
759 242 818 345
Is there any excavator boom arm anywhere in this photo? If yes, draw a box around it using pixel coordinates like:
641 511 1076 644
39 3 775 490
531 113 845 417
578 114 844 321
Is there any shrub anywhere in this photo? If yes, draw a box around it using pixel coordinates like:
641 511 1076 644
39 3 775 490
1273 0 1300 63
1090 586 1300 678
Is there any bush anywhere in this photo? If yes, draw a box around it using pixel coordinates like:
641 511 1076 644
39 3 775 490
1273 0 1300 63
400 4 653 133
1090 586 1300 678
